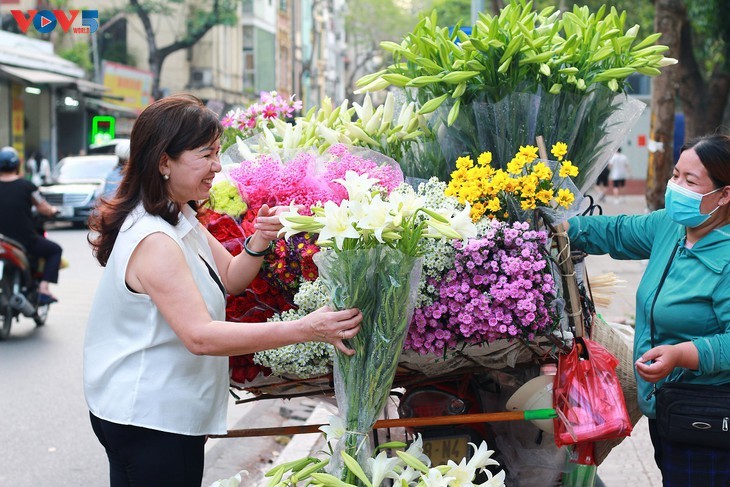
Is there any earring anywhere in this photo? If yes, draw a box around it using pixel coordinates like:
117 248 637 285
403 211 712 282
162 174 169 180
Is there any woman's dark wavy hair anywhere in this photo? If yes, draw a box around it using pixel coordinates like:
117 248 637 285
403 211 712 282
88 94 223 266
680 134 730 188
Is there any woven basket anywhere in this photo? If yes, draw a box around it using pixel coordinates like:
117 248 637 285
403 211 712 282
590 314 642 465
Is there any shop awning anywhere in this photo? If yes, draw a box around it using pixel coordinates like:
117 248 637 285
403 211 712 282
0 65 79 85
85 97 139 117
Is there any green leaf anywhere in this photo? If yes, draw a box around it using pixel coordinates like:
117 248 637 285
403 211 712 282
341 452 372 487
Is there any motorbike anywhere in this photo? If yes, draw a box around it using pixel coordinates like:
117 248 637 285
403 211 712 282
0 233 50 340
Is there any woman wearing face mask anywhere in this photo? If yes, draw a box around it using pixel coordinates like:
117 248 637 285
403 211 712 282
563 133 730 485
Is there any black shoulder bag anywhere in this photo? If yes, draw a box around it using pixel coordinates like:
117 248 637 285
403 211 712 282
651 242 730 450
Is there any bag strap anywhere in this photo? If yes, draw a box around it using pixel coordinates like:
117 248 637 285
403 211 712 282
646 241 680 401
649 241 680 349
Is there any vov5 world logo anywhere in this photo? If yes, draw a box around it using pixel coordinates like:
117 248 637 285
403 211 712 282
11 10 99 34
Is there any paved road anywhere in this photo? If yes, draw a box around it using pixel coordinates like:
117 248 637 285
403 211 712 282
0 226 107 485
0 226 307 485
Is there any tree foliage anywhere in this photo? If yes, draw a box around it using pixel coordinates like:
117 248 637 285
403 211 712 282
128 0 238 99
344 0 422 96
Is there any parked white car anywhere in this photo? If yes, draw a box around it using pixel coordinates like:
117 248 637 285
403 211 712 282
39 155 118 227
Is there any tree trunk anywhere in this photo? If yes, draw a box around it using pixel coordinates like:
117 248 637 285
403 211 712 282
646 0 683 211
676 19 705 139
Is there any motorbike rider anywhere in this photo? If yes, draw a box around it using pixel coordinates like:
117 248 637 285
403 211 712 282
0 146 62 304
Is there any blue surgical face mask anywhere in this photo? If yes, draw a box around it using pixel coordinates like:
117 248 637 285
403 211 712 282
664 180 722 228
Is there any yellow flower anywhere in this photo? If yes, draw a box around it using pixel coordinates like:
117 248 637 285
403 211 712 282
477 151 493 166
520 198 537 210
518 145 539 161
518 174 538 197
455 155 474 170
551 142 568 161
556 188 575 208
559 160 579 178
531 162 553 181
506 157 525 175
536 189 554 205
470 202 486 221
486 197 501 213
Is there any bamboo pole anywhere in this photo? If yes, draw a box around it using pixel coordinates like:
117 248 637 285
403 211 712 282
536 135 585 338
210 409 557 439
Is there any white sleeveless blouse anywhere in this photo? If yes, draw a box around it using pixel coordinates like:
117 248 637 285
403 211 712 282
83 204 229 435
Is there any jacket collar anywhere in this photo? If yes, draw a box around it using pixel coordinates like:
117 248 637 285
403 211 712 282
685 224 730 273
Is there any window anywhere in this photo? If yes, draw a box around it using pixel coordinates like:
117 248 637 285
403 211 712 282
243 26 256 91
279 0 287 11
242 0 253 14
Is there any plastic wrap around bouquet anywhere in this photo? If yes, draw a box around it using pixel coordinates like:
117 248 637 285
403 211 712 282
317 247 422 481
416 86 645 191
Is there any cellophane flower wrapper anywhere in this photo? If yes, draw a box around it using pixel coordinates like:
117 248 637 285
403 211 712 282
422 86 645 192
553 337 633 446
502 159 585 227
314 247 422 484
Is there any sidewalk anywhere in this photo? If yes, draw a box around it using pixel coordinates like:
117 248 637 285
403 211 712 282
204 192 663 486
582 191 662 487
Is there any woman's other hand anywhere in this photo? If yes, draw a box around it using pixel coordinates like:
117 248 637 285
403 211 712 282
254 204 288 241
635 342 699 383
304 306 362 356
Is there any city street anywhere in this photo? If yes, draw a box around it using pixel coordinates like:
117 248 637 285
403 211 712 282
0 225 313 485
0 226 107 485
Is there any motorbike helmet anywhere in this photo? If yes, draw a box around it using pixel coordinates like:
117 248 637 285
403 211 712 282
0 146 20 171
114 139 130 164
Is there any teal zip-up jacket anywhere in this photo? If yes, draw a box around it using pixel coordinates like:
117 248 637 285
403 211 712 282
568 209 730 418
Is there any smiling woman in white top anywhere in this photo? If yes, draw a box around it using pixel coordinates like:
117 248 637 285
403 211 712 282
83 94 362 487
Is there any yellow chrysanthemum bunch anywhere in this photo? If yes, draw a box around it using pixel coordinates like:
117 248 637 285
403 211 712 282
445 142 579 222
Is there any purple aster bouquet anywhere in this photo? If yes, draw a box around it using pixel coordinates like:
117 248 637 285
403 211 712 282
405 220 557 356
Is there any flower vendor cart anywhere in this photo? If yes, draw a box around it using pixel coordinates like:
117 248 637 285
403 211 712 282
205 3 675 485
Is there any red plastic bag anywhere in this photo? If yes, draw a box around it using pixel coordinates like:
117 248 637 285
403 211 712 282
553 337 632 446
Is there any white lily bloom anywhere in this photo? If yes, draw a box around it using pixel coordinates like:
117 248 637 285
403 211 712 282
397 102 415 128
317 125 342 146
475 469 506 487
318 415 346 441
208 470 248 487
385 465 421 485
354 94 374 124
404 434 432 467
389 187 425 219
466 441 501 471
421 468 456 487
364 105 384 134
357 194 395 243
334 170 381 203
235 136 256 161
448 202 478 240
367 450 403 487
444 457 478 487
314 200 360 248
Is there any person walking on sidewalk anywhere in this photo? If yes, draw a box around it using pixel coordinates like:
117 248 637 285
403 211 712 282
608 147 631 201
563 133 730 486
83 94 363 487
